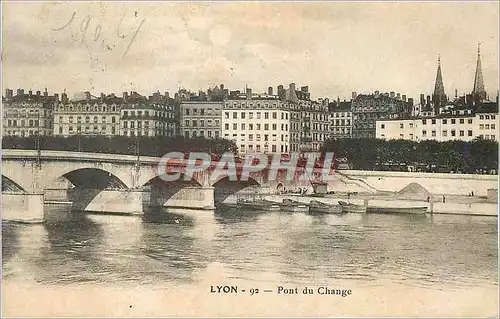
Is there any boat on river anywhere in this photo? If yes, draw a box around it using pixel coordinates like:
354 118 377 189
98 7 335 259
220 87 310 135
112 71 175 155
309 200 342 214
366 206 428 215
338 201 367 213
237 198 281 211
279 198 309 213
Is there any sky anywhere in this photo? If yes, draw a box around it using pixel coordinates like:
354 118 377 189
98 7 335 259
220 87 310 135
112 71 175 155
2 1 499 101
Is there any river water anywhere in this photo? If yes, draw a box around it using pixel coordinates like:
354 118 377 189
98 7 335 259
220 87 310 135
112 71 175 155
2 209 498 317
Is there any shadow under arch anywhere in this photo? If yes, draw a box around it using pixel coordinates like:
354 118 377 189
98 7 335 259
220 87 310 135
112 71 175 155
2 175 26 193
143 173 202 209
212 175 261 205
46 168 129 212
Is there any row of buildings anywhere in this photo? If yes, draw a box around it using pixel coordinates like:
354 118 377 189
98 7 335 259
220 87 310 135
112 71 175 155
2 46 498 153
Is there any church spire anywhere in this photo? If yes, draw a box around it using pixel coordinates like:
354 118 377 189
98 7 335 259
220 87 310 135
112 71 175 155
433 54 446 111
472 42 487 101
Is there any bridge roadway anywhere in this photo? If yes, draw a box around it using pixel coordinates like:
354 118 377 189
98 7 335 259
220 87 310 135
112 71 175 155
2 150 326 223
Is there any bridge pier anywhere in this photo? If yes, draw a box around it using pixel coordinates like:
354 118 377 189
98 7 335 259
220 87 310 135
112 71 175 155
2 192 45 223
68 188 147 215
149 186 215 211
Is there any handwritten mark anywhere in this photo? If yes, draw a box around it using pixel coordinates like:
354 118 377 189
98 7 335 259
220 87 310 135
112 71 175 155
51 11 146 59
123 18 145 59
51 12 76 31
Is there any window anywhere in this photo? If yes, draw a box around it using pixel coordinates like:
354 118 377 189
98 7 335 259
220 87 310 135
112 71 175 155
492 124 496 130
225 123 229 130
249 112 253 119
432 130 436 137
192 120 197 127
451 119 456 124
442 119 447 124
200 120 204 127
480 115 484 120
241 112 246 119
485 115 490 120
233 123 237 130
468 130 473 136
422 119 427 125
264 124 269 130
492 135 496 140
431 119 436 124
112 117 116 123
225 112 229 119
241 123 246 130
264 134 269 141
264 112 269 119
459 130 464 137
459 119 464 124
233 113 237 119
272 145 277 152
400 123 404 129
257 124 261 130
381 124 385 129
272 124 277 130
422 130 427 136
442 130 447 137
486 124 490 129
491 115 496 120
257 112 261 119
451 130 456 137
200 109 204 116
185 120 190 126
480 124 484 130
249 134 253 141
249 124 253 130
409 123 414 128
184 131 190 138
468 119 473 124
59 127 63 134
272 112 277 119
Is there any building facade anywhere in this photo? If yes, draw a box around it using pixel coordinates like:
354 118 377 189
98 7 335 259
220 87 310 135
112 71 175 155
54 92 122 137
120 92 177 137
2 89 56 137
329 100 353 139
180 101 223 139
351 91 412 138
222 89 294 154
376 103 498 142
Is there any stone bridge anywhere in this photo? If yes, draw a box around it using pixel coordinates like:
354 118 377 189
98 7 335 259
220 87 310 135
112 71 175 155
2 150 326 222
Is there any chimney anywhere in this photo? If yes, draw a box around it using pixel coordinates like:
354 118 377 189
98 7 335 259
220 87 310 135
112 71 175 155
268 86 273 95
85 91 91 101
375 90 380 98
5 89 13 99
396 93 401 100
164 91 169 99
54 93 59 102
426 95 431 106
36 90 41 97
352 92 357 100
220 84 224 91
44 88 48 96
408 98 414 106
100 93 105 100
61 92 68 104
29 90 33 96
402 95 407 102
246 87 252 100
420 94 425 106
123 92 128 102
301 86 308 93
390 91 395 98
455 89 458 99
289 83 296 92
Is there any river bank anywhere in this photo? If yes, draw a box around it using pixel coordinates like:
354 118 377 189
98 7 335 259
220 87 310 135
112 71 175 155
263 192 498 217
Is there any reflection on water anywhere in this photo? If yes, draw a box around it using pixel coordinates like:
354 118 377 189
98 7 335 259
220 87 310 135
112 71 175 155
2 208 498 290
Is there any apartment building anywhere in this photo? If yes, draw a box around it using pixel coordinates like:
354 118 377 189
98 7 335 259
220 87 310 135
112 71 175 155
180 101 223 139
376 103 498 142
2 88 56 137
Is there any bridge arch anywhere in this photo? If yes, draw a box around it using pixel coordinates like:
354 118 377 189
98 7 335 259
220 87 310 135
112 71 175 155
46 168 129 190
2 175 26 193
142 173 203 207
212 175 261 204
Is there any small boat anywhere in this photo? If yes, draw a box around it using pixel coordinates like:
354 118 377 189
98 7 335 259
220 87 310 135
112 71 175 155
367 206 428 215
309 200 342 214
338 200 367 213
279 198 309 213
237 198 281 211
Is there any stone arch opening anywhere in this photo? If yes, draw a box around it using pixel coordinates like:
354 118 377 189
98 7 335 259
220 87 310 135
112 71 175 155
60 168 128 189
2 175 26 193
143 173 202 208
212 176 261 204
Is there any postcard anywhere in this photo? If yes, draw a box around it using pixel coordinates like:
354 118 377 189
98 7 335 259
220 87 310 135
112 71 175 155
2 1 498 317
